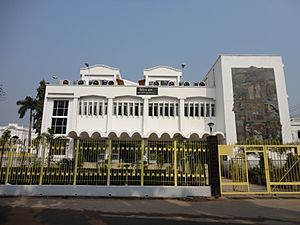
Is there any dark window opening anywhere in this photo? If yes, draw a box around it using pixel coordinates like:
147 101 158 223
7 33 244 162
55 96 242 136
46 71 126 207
190 104 194 117
149 103 153 116
135 103 139 116
200 104 204 117
154 103 158 116
159 103 163 116
184 103 188 117
124 103 128 116
53 100 69 116
175 103 179 116
100 102 103 116
129 103 133 116
51 118 67 134
206 104 210 117
118 103 122 116
211 104 215 117
93 102 97 115
170 103 174 116
195 103 199 117
165 104 169 116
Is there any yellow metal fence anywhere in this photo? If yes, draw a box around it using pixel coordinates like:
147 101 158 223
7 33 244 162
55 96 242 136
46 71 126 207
219 145 300 195
0 139 209 186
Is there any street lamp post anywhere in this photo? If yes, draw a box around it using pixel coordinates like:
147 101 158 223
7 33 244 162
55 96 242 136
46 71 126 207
208 122 215 135
181 63 186 85
52 75 59 84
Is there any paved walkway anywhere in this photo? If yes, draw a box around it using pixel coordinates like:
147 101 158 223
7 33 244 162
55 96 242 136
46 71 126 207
0 197 299 224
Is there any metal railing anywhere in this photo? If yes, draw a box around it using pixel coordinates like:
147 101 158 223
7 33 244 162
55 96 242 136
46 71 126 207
0 139 209 186
219 145 300 195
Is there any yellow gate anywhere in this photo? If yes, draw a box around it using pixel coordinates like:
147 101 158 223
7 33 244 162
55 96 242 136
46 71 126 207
219 145 300 195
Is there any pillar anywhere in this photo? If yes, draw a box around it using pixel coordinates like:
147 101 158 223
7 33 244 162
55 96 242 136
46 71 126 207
207 135 221 197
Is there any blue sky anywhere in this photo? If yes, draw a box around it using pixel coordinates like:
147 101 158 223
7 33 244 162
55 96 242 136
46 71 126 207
0 0 300 126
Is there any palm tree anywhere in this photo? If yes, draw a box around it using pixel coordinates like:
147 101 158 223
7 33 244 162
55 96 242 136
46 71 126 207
0 129 11 168
41 128 55 167
16 96 36 149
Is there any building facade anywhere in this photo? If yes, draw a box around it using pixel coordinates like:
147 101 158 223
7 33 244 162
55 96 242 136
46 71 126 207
0 123 36 145
41 55 292 144
290 118 300 143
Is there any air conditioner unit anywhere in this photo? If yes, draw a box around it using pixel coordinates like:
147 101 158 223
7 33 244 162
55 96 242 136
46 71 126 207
108 80 114 85
60 79 70 85
77 80 86 85
183 81 190 86
153 80 160 86
99 80 107 85
169 81 175 86
161 80 169 86
199 81 206 86
92 80 99 85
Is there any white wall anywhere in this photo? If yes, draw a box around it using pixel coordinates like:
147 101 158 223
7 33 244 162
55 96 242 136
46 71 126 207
207 55 292 143
205 57 226 141
144 66 182 86
42 57 292 143
290 118 300 143
42 84 218 139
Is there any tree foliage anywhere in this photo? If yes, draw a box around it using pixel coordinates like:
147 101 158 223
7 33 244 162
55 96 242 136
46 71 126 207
16 96 35 147
33 80 46 135
0 129 11 168
0 84 6 101
1 129 11 143
41 128 55 142
16 80 46 146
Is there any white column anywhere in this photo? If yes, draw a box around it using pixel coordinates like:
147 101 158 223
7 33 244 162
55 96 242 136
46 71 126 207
142 98 149 136
179 98 185 132
106 98 113 133
69 97 78 132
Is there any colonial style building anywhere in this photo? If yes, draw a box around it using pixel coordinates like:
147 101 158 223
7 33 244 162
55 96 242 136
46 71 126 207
0 123 36 145
41 55 292 144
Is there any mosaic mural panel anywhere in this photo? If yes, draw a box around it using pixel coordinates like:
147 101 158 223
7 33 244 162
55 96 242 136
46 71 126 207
232 67 282 143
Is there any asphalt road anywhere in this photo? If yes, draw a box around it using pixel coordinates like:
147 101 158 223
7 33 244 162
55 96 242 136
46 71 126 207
0 197 299 225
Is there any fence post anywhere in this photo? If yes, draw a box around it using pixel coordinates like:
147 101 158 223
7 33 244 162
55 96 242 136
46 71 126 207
107 139 112 186
73 139 80 186
5 141 13 184
39 139 47 185
141 139 145 186
263 145 271 193
207 135 220 197
173 140 177 187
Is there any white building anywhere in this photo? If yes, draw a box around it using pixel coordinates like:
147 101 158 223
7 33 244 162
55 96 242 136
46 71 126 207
41 55 292 144
290 118 300 143
0 123 36 145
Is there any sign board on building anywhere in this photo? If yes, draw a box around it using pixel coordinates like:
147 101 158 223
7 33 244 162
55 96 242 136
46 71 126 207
136 87 158 95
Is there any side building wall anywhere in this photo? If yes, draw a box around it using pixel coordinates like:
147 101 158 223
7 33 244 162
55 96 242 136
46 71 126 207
206 55 292 143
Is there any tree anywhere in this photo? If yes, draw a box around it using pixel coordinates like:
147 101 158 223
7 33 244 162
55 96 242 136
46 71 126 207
33 80 46 136
41 128 60 167
0 84 6 101
41 128 55 142
16 96 36 149
0 129 11 168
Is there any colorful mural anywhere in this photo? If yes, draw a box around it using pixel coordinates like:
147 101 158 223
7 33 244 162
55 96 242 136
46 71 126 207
232 67 282 143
